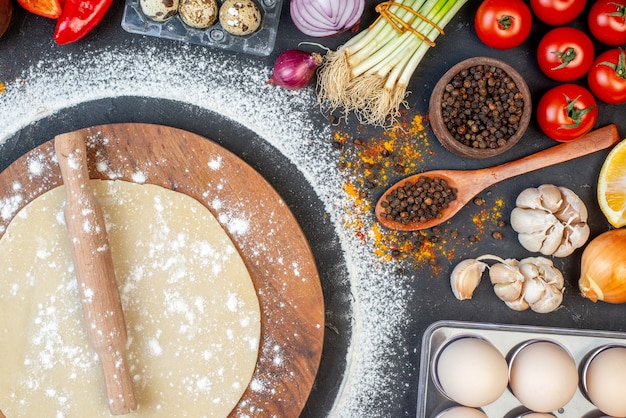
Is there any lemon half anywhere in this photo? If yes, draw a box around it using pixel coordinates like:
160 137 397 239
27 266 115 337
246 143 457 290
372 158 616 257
598 138 626 228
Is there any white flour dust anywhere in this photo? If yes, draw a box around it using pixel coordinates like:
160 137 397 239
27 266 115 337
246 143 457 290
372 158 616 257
0 44 411 416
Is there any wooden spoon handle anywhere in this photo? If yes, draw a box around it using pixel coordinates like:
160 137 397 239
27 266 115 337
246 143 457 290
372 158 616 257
484 124 620 185
55 132 137 415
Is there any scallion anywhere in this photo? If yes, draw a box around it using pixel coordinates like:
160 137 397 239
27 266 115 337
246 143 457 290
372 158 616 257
317 0 469 126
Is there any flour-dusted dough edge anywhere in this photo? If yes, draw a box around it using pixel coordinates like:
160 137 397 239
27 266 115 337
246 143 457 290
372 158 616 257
0 179 261 417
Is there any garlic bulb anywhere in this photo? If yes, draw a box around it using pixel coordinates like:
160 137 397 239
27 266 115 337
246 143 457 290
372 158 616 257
450 258 487 300
488 256 564 313
510 184 590 257
579 229 626 304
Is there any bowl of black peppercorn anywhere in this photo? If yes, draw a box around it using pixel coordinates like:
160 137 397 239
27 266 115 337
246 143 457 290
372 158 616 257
429 57 531 159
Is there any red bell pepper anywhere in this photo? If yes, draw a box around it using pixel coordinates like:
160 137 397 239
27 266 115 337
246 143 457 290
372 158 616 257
53 0 112 45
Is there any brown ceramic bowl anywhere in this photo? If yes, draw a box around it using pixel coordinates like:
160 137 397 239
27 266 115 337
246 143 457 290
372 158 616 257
429 57 531 159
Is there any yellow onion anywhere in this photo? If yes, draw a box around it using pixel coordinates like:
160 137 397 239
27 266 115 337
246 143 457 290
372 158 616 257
579 229 626 303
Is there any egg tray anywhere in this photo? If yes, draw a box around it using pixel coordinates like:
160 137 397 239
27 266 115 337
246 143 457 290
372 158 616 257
121 0 283 57
418 320 626 417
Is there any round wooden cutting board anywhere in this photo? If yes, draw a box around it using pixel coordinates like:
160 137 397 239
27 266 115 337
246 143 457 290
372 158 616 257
0 123 325 417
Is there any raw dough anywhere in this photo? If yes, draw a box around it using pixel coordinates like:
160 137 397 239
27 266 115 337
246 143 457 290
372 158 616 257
0 180 261 417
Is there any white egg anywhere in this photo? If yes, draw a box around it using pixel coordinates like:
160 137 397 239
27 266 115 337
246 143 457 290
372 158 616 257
435 336 508 407
509 340 578 413
219 0 262 36
178 0 218 28
435 406 488 418
584 345 626 417
140 0 179 22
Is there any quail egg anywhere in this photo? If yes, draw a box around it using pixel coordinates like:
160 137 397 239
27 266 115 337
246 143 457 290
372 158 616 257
178 0 218 29
140 0 179 22
219 0 262 36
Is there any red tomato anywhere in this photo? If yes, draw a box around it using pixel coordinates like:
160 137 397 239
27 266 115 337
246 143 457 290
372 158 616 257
530 0 586 26
537 27 594 81
588 48 626 104
536 84 598 142
17 0 61 18
589 0 626 45
474 0 532 49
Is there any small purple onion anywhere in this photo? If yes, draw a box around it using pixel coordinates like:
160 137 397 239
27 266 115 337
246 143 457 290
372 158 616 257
266 50 324 90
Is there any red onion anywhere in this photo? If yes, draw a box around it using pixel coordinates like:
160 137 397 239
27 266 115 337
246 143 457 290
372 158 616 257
266 50 324 90
290 0 365 38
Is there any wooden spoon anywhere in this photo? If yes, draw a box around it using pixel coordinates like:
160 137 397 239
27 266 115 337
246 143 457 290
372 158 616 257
55 132 137 415
376 124 620 231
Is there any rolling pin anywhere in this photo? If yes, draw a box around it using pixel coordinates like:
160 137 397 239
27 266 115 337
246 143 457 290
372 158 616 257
55 132 137 415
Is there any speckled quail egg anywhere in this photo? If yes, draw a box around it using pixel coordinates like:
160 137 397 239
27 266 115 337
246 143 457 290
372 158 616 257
140 0 179 22
178 0 218 29
219 0 262 36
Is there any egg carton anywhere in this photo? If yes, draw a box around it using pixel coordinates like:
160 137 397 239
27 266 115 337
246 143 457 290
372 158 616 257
418 320 626 417
121 0 283 57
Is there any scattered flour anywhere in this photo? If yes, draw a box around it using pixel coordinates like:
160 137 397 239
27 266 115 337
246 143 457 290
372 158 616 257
0 44 410 417
131 171 147 184
208 157 222 170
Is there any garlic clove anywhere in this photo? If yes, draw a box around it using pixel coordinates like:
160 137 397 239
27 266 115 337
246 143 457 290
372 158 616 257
529 286 564 313
493 280 523 302
539 222 565 255
518 260 540 281
537 184 565 213
555 187 589 224
505 298 529 311
568 223 590 246
535 257 564 286
518 231 546 253
489 261 522 285
515 187 546 210
542 268 565 290
450 258 487 300
552 223 590 258
510 208 558 235
521 277 546 305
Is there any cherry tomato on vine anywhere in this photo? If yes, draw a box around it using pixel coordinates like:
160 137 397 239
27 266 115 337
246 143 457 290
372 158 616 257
537 27 594 82
589 0 626 45
474 0 532 49
537 84 598 142
588 48 626 104
530 0 586 26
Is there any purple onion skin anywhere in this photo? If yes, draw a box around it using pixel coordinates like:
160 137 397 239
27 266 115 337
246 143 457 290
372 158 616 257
267 50 323 90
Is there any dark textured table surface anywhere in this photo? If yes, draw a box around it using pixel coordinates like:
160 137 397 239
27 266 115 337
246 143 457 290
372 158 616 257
2 1 626 417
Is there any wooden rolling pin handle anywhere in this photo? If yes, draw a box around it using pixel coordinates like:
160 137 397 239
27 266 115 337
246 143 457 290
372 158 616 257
54 132 137 415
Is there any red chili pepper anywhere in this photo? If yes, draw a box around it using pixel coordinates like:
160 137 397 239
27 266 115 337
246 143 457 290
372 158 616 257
53 0 112 45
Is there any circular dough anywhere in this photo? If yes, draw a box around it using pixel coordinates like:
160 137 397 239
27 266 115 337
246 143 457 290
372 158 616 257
0 180 261 417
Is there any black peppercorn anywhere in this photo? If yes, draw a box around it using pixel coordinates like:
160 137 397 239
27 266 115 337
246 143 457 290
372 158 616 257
441 65 524 150
379 176 457 224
